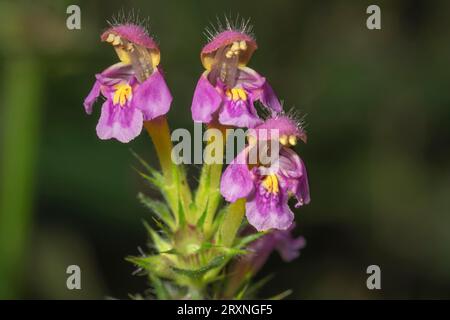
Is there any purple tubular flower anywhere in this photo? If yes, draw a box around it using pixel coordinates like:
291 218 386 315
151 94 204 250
225 224 305 296
220 115 310 231
191 28 282 128
84 24 172 143
246 225 306 274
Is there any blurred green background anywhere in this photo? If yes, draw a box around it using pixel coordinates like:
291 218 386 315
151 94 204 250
0 0 449 299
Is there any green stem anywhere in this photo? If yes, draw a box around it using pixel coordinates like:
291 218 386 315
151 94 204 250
144 117 193 222
144 117 175 184
196 124 229 234
218 198 246 247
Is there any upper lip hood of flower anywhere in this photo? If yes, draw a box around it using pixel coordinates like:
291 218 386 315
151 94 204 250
101 24 159 50
101 23 161 71
249 115 308 144
201 30 257 70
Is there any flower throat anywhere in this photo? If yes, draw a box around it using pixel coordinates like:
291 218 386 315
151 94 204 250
207 43 242 89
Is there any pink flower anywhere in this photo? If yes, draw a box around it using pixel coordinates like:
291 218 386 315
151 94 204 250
84 23 172 143
220 115 310 231
244 224 306 274
191 21 282 128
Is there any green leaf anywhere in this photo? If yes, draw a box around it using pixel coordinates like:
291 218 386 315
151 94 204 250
126 255 155 270
196 199 209 229
244 274 274 298
126 255 172 278
177 197 186 227
171 255 225 279
211 207 227 237
268 289 293 300
194 164 211 213
149 274 170 300
138 193 175 230
143 221 172 253
234 232 267 250
135 169 164 189
151 217 172 238
217 199 246 247
235 283 249 300
130 149 159 176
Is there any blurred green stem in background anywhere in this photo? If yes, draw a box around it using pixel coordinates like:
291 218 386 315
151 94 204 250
0 56 41 298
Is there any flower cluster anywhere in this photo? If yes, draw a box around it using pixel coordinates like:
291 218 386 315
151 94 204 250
194 21 311 231
84 17 311 299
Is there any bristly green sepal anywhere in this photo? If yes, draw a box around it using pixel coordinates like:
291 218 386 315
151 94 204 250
126 255 174 279
171 255 226 279
149 274 170 300
196 199 209 229
143 221 172 253
234 231 266 250
177 197 186 227
138 192 176 231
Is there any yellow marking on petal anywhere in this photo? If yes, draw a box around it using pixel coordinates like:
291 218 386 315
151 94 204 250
113 83 132 107
231 88 239 101
280 135 288 146
237 88 247 101
239 40 247 51
288 135 297 146
227 88 247 101
262 174 280 194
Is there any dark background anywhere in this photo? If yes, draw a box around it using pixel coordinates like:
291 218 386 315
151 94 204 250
0 0 449 299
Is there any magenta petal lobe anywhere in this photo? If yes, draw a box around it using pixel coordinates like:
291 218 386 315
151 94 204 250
260 81 282 113
220 149 254 202
84 80 101 114
191 73 222 123
132 68 172 121
218 99 263 128
96 101 143 143
246 195 294 231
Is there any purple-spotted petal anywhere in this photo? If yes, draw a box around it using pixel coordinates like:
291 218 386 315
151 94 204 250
246 191 294 231
220 149 254 202
84 80 101 114
191 72 222 123
96 100 143 143
132 68 172 120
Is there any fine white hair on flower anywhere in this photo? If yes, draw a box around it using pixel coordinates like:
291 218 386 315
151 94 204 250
262 106 308 133
107 8 149 29
255 101 307 131
105 9 158 43
284 108 308 131
203 13 255 42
